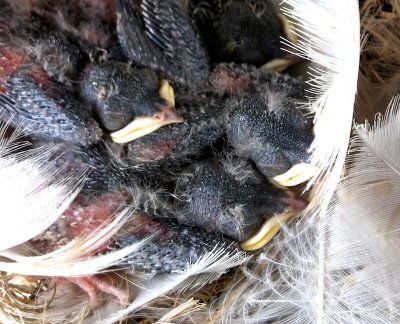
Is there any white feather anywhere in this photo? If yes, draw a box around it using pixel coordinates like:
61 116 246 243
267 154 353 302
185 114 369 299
281 0 359 211
0 209 151 277
0 121 83 251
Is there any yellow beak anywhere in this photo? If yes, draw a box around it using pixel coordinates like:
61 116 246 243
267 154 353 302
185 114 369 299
240 213 293 251
240 193 308 251
272 163 317 187
110 80 182 143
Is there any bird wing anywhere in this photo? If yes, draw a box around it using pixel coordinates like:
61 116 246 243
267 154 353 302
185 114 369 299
117 0 209 87
0 68 102 147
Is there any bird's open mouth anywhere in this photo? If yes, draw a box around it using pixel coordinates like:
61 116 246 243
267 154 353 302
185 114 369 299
111 80 183 143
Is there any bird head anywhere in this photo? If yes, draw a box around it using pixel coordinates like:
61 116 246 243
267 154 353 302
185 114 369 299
81 62 183 143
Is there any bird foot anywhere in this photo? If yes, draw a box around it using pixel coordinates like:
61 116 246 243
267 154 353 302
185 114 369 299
56 274 129 307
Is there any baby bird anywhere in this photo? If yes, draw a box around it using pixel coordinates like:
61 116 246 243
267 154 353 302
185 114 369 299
81 61 182 142
195 0 293 68
116 0 210 88
174 156 307 248
224 82 315 186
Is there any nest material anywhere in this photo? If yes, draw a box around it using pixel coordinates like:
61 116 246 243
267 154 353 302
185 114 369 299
0 273 48 323
356 0 400 123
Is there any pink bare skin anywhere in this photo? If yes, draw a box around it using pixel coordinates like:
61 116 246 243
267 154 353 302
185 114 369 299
30 191 131 307
59 192 129 306
0 48 28 93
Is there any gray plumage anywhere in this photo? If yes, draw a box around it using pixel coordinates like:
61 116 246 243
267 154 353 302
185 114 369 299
112 213 236 273
0 64 102 148
174 156 293 241
225 82 313 177
117 0 209 88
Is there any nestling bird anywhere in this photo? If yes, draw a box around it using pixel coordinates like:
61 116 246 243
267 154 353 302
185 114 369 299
174 156 307 245
193 0 296 70
116 0 210 88
224 82 315 186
